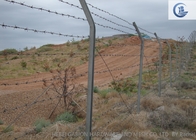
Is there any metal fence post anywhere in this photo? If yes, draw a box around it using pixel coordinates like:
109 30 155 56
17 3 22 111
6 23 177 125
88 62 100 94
166 41 172 87
174 44 178 80
185 41 189 68
79 0 96 139
133 22 144 113
154 33 162 96
179 45 182 77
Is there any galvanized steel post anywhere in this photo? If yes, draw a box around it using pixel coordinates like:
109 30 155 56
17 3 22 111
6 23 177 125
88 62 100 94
79 0 96 140
133 22 144 113
154 33 162 96
174 44 178 80
166 41 172 87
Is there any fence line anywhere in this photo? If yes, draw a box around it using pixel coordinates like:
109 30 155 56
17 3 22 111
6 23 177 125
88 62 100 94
58 0 131 34
0 61 156 86
0 23 87 38
87 2 155 36
0 0 195 140
1 53 158 57
86 2 132 26
4 0 87 21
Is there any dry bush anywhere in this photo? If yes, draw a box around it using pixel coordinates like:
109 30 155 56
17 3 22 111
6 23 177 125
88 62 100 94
42 62 50 71
174 81 196 89
43 66 87 120
188 120 196 132
141 96 163 111
173 99 196 112
148 106 191 130
105 90 119 99
163 88 179 98
69 51 75 57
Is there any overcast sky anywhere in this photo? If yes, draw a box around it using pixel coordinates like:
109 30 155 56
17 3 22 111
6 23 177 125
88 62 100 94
0 0 195 51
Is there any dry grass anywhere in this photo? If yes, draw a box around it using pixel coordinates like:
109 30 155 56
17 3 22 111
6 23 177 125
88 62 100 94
141 94 163 111
1 40 196 140
0 37 128 80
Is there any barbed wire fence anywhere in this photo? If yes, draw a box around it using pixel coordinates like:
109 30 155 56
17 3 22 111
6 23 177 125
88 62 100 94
0 0 196 140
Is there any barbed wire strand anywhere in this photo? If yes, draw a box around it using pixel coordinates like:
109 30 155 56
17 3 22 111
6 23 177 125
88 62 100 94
0 62 155 86
0 45 88 136
57 0 131 34
0 84 52 134
8 48 90 140
95 48 132 114
57 0 134 31
4 0 131 34
86 2 154 35
4 0 87 21
2 52 158 57
99 77 172 136
0 23 87 38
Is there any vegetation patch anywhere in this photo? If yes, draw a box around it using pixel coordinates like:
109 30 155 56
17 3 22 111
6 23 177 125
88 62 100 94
2 126 14 133
0 49 18 55
37 44 53 52
34 118 51 133
148 109 191 130
55 112 77 123
0 119 3 125
111 78 137 95
10 56 19 60
20 60 27 69
93 86 99 93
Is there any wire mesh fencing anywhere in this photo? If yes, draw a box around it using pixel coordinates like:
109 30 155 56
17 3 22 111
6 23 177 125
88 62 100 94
0 0 196 140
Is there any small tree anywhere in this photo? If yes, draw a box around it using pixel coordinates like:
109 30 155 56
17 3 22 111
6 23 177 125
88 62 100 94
3 50 8 60
44 66 83 119
21 60 27 69
66 40 70 47
24 47 28 51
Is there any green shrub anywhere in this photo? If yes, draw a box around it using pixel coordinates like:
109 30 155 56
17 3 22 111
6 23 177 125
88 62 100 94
108 40 112 46
99 89 108 98
98 88 115 98
11 56 19 60
55 112 77 123
23 47 28 51
0 119 3 125
0 49 18 55
34 119 51 133
129 34 136 37
151 127 163 133
82 38 89 42
3 126 14 133
111 78 136 94
37 44 53 52
71 38 79 45
93 86 99 93
21 60 27 69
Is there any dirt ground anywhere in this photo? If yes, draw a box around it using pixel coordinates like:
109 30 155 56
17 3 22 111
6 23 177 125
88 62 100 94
0 39 160 92
0 37 167 140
